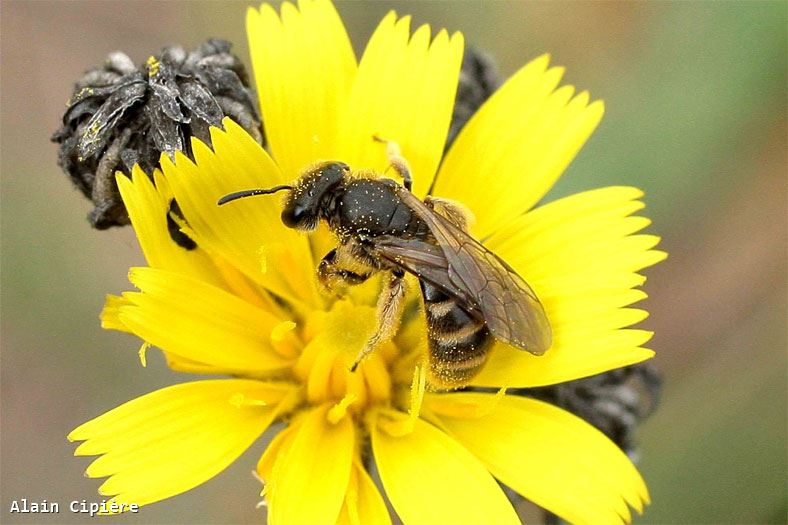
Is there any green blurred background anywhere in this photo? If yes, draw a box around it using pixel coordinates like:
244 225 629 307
1 1 785 523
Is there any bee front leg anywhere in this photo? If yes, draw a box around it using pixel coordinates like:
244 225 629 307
350 270 407 372
317 247 372 295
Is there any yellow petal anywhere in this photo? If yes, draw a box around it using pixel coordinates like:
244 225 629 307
257 422 298 494
247 0 356 179
371 410 519 525
69 379 296 509
118 267 295 373
101 294 132 333
338 12 464 197
429 392 649 524
474 187 664 387
116 167 227 289
112 168 280 341
337 461 391 525
434 54 604 238
266 405 355 525
161 120 320 310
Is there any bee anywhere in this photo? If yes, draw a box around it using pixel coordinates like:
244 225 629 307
218 139 551 388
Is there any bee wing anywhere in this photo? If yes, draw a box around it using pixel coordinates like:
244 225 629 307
374 236 479 314
394 189 552 355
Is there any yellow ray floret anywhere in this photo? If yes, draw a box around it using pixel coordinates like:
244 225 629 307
69 380 297 510
263 405 355 525
371 412 520 525
116 167 226 289
247 0 356 179
338 11 464 197
428 392 650 525
117 267 296 373
159 119 320 311
435 54 604 238
475 186 666 387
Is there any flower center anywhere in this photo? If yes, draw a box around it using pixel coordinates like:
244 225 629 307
292 297 406 413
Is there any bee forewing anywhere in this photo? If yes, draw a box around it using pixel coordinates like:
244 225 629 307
374 236 477 311
394 188 552 355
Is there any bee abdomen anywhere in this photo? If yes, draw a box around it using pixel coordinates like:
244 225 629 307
422 282 492 388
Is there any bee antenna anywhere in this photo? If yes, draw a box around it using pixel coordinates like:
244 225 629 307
217 185 293 206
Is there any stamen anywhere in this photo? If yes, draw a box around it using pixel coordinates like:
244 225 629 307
270 321 296 342
361 351 392 403
253 470 268 505
306 346 338 402
167 208 198 242
407 364 427 424
137 342 150 367
229 393 269 408
473 386 508 418
327 394 358 424
252 469 264 484
376 364 427 437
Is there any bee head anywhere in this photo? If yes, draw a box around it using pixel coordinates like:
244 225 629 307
281 161 349 230
217 161 350 231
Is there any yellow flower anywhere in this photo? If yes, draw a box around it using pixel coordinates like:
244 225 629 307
68 1 666 523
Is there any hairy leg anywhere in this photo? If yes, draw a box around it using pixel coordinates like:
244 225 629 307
424 195 476 231
317 245 374 295
373 135 412 191
351 270 407 372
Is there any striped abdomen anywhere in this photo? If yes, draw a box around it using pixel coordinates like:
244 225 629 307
421 281 493 389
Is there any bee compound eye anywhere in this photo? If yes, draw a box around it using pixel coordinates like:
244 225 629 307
281 205 307 228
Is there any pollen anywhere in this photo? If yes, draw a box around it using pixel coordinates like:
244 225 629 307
145 56 160 77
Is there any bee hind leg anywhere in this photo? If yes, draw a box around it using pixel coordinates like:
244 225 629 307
350 270 407 372
424 196 476 231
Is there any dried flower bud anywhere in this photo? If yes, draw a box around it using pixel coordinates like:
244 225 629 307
522 363 662 525
446 47 500 148
52 39 263 239
522 363 662 458
450 48 662 522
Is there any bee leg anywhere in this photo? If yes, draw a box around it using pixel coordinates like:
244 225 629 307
424 196 476 231
373 136 412 191
317 247 372 295
351 270 407 372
